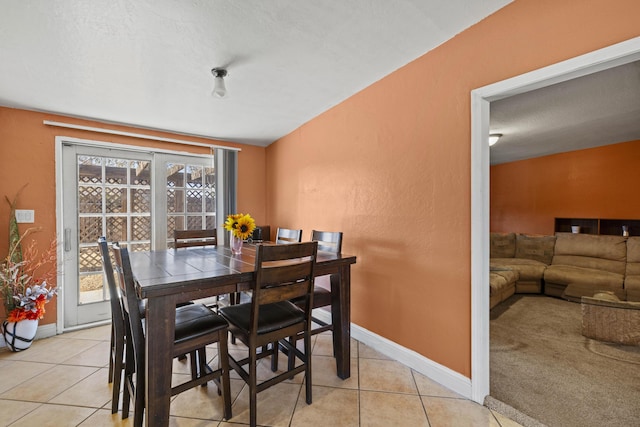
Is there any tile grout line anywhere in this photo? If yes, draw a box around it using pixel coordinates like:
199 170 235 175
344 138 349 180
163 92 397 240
410 368 432 426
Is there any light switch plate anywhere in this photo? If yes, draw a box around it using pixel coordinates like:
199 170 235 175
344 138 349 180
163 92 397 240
15 209 35 223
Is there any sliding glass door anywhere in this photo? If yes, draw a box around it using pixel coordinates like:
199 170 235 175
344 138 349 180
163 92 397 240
60 141 219 328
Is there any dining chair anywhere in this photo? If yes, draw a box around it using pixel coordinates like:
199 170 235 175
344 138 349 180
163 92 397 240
219 241 318 427
174 228 229 311
275 227 302 244
305 230 343 335
173 229 217 248
233 226 298 308
111 242 232 427
248 225 270 243
97 237 126 414
99 237 221 419
283 230 343 371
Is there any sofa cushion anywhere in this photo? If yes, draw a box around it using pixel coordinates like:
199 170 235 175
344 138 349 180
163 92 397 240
491 269 519 284
489 274 505 309
515 234 556 265
565 282 626 301
625 237 640 278
489 270 518 309
626 236 640 260
551 233 627 275
544 264 624 289
625 237 640 300
624 275 640 290
489 273 507 297
490 232 516 258
491 258 547 281
626 278 640 301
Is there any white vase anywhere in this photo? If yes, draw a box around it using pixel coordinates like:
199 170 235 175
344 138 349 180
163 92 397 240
230 233 243 255
2 319 38 352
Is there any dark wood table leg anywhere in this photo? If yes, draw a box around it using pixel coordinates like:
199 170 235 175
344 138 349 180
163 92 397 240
331 265 351 379
145 296 175 427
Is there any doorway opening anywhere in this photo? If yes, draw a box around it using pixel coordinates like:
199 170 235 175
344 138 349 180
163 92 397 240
470 36 640 403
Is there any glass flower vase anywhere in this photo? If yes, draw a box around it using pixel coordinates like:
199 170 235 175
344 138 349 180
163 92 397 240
230 233 243 255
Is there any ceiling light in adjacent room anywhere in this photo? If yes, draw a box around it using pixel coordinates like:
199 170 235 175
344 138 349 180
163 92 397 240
211 68 228 98
489 133 502 146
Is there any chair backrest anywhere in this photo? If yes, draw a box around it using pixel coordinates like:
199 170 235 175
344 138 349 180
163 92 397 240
275 228 303 244
251 225 271 242
174 229 217 248
250 242 318 330
97 237 126 341
111 243 146 370
311 230 343 254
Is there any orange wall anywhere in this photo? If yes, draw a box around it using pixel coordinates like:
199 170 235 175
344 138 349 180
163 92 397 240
491 139 640 234
0 107 266 324
265 0 640 377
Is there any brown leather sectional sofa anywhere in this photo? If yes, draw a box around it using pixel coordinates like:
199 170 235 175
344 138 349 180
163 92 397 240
489 232 640 307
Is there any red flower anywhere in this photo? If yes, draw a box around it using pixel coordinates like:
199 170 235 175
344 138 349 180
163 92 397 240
6 294 48 322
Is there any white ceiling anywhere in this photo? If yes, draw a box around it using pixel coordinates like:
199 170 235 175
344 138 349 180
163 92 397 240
2 1 637 164
0 0 511 146
490 60 640 165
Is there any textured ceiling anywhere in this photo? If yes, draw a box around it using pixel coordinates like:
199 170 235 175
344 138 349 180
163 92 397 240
0 0 511 146
3 1 635 164
490 60 640 165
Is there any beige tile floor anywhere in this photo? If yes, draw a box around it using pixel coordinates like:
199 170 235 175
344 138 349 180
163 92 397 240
0 325 522 426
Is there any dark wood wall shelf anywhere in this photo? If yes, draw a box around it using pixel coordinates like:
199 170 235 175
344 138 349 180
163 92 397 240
554 218 640 236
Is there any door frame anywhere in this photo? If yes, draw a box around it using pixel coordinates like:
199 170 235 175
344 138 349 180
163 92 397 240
470 36 640 403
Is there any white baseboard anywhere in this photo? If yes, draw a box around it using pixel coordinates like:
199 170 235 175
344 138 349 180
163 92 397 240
313 309 473 400
0 322 58 349
35 322 57 340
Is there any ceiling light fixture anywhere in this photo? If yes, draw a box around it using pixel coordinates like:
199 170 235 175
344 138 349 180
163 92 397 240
489 133 502 146
211 68 228 98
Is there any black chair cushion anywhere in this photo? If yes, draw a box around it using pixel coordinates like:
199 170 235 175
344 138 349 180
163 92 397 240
292 285 331 309
174 304 228 344
138 299 193 319
220 301 304 335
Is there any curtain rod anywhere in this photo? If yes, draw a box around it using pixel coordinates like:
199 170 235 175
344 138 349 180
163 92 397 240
43 120 241 152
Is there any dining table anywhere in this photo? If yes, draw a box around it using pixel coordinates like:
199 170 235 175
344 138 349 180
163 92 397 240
128 242 357 427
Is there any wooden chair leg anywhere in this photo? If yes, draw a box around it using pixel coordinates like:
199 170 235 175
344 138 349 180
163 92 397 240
304 333 312 404
133 367 145 427
122 339 134 420
286 336 298 380
111 333 124 414
219 330 232 419
198 347 208 387
287 336 296 373
230 293 238 345
249 347 258 427
188 350 199 381
122 384 130 420
270 341 279 372
108 324 115 383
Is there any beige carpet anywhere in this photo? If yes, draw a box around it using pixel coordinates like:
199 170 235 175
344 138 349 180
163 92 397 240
490 294 640 427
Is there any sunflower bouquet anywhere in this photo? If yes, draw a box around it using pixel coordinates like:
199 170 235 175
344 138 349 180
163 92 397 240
224 213 256 240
